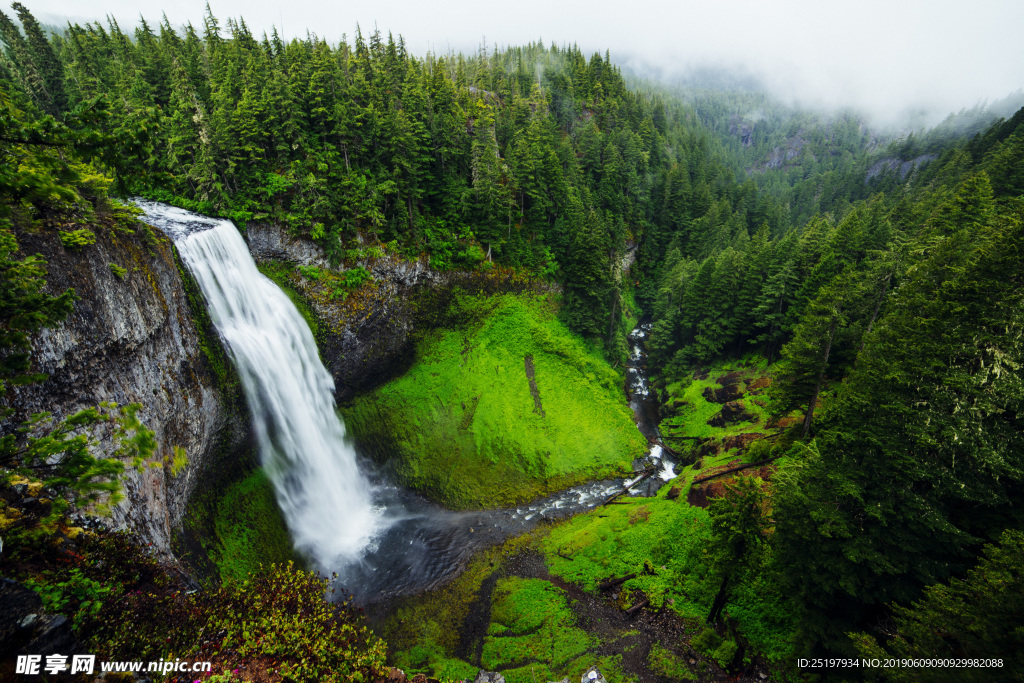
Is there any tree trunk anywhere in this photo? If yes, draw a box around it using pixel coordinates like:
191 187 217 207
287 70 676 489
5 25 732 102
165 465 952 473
802 313 839 438
706 574 730 623
857 274 890 358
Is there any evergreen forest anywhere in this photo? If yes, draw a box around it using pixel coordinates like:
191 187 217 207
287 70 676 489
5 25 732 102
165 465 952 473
1 3 1023 681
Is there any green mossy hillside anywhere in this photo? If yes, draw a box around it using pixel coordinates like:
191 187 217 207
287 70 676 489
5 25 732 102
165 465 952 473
659 357 773 443
342 294 645 508
541 474 796 663
212 469 300 584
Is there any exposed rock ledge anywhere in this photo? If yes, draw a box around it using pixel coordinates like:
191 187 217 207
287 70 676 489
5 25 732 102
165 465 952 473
246 223 556 401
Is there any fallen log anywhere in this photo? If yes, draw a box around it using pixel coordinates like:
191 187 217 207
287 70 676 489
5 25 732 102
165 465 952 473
601 468 657 506
625 598 649 615
690 455 780 485
598 573 637 591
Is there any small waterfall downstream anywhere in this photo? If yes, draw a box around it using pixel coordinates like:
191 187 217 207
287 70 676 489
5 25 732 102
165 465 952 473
626 320 676 490
137 202 388 571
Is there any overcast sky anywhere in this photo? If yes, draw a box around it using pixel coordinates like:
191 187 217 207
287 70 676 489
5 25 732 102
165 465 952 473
27 0 1024 126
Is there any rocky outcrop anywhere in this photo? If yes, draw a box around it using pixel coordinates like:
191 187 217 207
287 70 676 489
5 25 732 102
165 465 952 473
701 384 743 403
0 578 81 670
865 154 937 183
707 401 758 428
247 223 433 400
246 223 556 401
722 432 764 452
4 224 248 559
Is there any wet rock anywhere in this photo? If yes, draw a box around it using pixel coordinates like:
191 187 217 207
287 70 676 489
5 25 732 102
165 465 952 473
473 671 506 683
708 401 757 427
374 667 408 683
660 398 689 418
580 666 608 683
26 614 78 660
767 415 798 429
0 579 80 661
716 371 743 387
695 438 721 458
747 376 771 392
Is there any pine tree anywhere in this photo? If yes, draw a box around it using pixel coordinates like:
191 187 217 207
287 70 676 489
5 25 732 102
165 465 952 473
773 179 1024 655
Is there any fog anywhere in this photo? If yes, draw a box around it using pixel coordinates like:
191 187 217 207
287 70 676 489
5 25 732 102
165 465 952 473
26 0 1024 128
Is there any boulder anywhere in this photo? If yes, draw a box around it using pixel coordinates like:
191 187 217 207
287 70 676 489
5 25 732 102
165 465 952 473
702 384 743 403
580 666 608 683
716 371 743 386
707 401 758 427
722 433 764 452
0 579 81 662
473 671 506 683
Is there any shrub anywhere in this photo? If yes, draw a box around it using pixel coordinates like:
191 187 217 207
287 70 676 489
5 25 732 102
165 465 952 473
59 228 96 249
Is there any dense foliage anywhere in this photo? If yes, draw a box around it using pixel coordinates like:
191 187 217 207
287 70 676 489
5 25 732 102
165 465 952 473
3 2 1024 675
0 4 801 352
645 79 1024 663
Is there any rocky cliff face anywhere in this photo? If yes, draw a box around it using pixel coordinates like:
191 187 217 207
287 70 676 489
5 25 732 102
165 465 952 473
4 223 248 559
247 223 430 401
247 223 555 402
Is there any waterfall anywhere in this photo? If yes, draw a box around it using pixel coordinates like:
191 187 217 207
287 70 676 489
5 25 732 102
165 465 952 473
138 202 386 570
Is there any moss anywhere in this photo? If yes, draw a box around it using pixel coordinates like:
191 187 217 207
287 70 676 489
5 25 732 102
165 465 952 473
341 294 645 508
541 491 713 618
212 469 298 584
257 260 321 340
385 535 538 677
481 577 592 682
660 358 771 441
647 643 696 680
386 533 629 683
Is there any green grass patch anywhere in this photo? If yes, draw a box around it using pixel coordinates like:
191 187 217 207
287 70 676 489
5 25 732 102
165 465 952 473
342 294 645 508
481 577 593 681
385 535 537 679
212 469 298 584
385 533 630 683
481 577 629 683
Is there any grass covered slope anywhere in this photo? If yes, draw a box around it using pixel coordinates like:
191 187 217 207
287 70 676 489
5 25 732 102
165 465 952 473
342 294 645 508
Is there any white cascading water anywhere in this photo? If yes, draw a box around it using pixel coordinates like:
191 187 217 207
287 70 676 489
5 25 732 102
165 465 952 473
137 202 386 570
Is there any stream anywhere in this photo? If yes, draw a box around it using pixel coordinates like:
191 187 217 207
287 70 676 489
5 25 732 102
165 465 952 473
140 202 674 601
